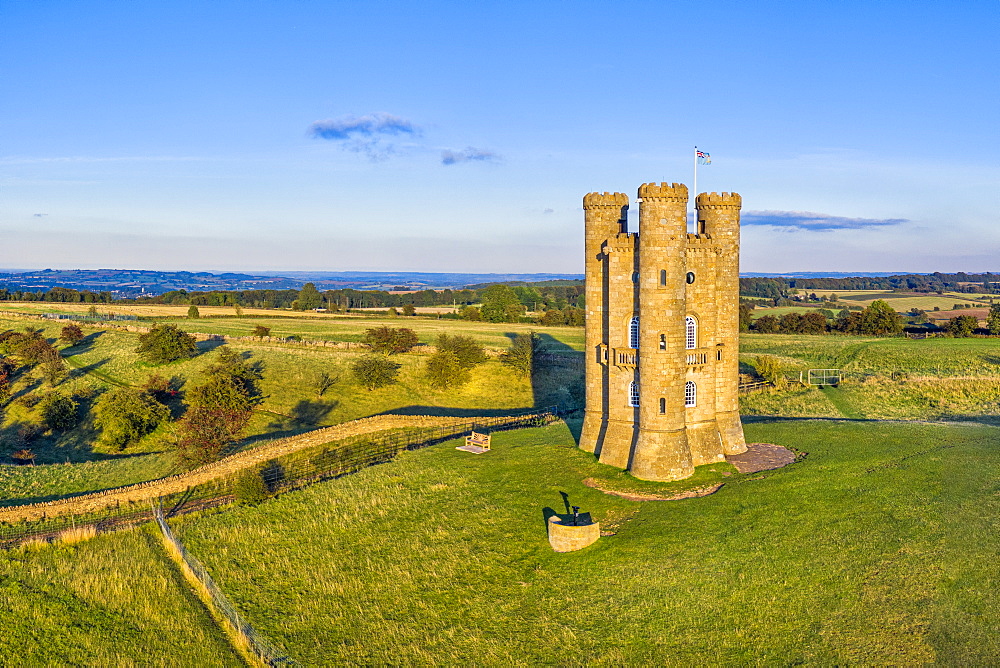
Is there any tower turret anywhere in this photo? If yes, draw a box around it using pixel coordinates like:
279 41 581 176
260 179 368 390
580 192 628 454
629 183 694 481
696 192 747 455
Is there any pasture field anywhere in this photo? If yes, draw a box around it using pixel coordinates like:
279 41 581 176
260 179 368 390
793 290 990 311
0 527 239 665
170 419 1000 665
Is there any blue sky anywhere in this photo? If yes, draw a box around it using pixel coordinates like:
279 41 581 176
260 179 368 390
1 0 997 274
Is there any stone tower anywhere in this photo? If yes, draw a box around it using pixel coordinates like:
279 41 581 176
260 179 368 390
579 183 747 481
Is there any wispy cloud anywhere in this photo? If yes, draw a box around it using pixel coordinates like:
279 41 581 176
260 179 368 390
441 147 500 166
741 210 908 230
308 113 419 160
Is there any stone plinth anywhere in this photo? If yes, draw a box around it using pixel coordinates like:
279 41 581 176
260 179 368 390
547 514 600 553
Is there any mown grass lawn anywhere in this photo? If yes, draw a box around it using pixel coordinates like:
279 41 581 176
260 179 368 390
173 419 1000 665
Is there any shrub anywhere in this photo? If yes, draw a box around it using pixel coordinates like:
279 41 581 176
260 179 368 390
136 324 197 364
233 467 269 505
501 332 539 378
753 355 784 386
38 392 78 432
402 304 416 316
59 324 85 346
351 355 401 390
425 350 469 388
93 386 170 450
251 325 271 338
188 305 200 319
946 315 978 338
436 334 487 369
362 326 418 354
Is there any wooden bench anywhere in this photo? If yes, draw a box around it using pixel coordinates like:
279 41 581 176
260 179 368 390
456 431 491 454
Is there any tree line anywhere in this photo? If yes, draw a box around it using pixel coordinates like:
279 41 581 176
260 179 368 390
740 272 1000 299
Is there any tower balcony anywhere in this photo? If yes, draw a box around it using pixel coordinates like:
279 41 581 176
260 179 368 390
611 347 637 369
685 348 712 366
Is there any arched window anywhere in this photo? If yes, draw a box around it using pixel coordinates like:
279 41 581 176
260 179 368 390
685 316 697 350
629 316 639 349
685 381 697 407
629 381 639 407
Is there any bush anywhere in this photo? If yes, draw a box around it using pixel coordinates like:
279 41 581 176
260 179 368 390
753 355 784 386
136 324 197 364
362 326 418 354
436 334 487 369
59 324 85 346
251 325 271 338
402 304 416 316
351 355 401 390
187 305 200 319
425 350 469 388
233 467 269 505
93 387 170 450
38 392 78 432
501 332 539 378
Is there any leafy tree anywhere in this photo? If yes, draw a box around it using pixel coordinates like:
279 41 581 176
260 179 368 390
38 392 78 431
501 332 539 378
251 325 271 338
296 283 323 311
946 315 978 338
753 355 784 386
480 285 525 323
59 324 84 346
436 334 487 369
752 315 779 334
177 347 265 465
41 358 66 385
93 387 170 450
425 350 469 388
860 299 903 336
738 304 754 332
351 355 401 390
136 324 197 364
362 326 418 354
187 305 200 319
234 304 244 317
402 304 416 316
799 312 828 334
988 303 1000 335
778 313 802 333
0 356 13 402
459 305 481 321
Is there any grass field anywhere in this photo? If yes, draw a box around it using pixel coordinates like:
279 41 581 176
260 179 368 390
0 527 239 665
786 289 990 312
164 419 1000 664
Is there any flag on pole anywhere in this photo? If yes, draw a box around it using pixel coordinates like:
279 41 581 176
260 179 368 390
696 150 711 165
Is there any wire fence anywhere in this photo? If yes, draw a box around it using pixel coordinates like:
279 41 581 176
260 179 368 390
0 408 558 549
152 502 296 666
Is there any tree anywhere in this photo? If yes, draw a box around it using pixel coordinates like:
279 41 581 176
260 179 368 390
59 324 84 346
459 305 481 321
187 305 200 319
860 299 903 336
38 392 78 431
501 332 539 377
436 334 487 369
362 326 418 354
296 283 323 311
752 315 779 333
753 355 784 386
251 325 271 338
988 303 1000 335
351 355 401 390
402 304 416 316
799 312 828 334
480 285 525 323
177 347 264 465
41 358 66 385
946 315 978 338
425 350 469 388
136 324 197 364
778 313 802 333
314 371 338 398
93 386 170 450
738 304 754 332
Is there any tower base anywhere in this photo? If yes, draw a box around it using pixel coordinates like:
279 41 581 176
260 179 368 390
578 410 604 454
597 420 636 470
629 428 693 481
716 411 747 455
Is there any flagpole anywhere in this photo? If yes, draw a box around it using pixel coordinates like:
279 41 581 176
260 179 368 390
692 145 698 230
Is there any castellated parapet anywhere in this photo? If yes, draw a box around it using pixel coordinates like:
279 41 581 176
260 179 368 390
579 182 747 481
